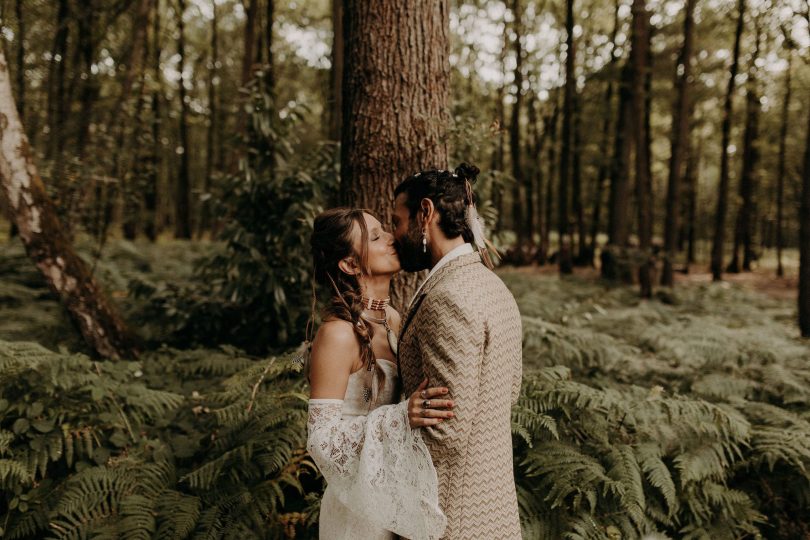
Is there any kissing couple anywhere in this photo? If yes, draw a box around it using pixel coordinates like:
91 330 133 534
307 163 523 540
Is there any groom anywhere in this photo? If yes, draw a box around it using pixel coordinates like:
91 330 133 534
392 166 523 539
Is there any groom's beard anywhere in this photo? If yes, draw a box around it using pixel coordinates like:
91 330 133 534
395 224 432 272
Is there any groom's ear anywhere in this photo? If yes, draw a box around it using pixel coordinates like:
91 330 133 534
337 257 360 276
419 198 435 225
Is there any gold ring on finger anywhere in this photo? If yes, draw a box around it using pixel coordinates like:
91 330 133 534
423 399 431 408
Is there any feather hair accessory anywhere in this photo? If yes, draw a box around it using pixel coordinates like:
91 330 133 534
464 180 498 269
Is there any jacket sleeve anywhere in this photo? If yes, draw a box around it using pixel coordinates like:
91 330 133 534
418 291 485 461
511 314 523 405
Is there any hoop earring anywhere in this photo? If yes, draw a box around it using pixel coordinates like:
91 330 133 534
422 230 427 253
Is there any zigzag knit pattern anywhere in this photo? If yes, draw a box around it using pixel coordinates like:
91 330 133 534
399 252 523 540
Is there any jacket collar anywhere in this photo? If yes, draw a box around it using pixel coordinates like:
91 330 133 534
398 251 482 342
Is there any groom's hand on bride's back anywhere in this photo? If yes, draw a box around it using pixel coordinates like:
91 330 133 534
408 378 455 429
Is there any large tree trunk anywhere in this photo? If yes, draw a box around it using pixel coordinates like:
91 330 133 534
776 51 792 277
661 0 695 286
0 51 138 359
588 0 621 264
328 0 344 141
558 0 575 275
710 0 745 281
340 0 449 305
509 0 526 247
14 0 24 124
175 0 192 239
800 89 810 337
631 0 652 297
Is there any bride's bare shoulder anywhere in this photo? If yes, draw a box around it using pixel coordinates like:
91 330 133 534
309 320 361 398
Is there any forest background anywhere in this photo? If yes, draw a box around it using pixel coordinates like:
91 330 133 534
1 0 810 538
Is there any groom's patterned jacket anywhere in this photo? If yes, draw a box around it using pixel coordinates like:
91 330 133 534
398 251 523 540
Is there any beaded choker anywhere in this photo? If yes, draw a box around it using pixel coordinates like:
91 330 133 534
361 296 390 311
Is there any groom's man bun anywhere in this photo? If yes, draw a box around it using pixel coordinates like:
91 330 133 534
394 162 480 241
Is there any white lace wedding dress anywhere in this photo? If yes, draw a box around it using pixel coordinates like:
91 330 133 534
307 359 446 540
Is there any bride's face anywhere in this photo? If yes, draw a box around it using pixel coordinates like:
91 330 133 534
352 212 401 278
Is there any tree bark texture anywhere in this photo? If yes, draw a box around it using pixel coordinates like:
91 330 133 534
630 0 652 297
662 0 695 286
200 0 219 236
145 0 161 242
607 61 633 250
340 0 449 305
710 0 745 281
0 51 138 359
558 0 575 275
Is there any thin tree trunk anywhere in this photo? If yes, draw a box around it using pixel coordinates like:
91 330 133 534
175 0 192 239
14 0 23 123
662 0 696 286
558 0 575 275
328 0 343 141
46 0 70 192
685 135 699 267
543 90 560 264
607 66 633 247
0 51 138 359
710 0 745 281
199 0 219 236
800 0 810 336
526 93 538 246
572 93 586 263
729 19 762 273
631 0 652 297
800 90 810 337
340 0 449 305
144 0 161 242
589 0 621 264
776 50 792 277
241 0 259 87
509 0 525 246
75 0 98 163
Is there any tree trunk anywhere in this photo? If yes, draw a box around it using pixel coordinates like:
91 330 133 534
46 0 70 190
572 94 586 264
75 0 99 163
558 0 575 275
607 66 633 247
199 0 219 237
241 0 259 87
14 0 23 124
729 21 762 273
340 0 449 306
175 0 192 239
800 90 810 337
509 0 525 246
328 0 344 141
685 133 700 267
589 0 621 264
542 90 560 264
662 0 695 286
526 93 538 246
144 0 161 242
630 0 652 297
776 50 792 277
0 51 138 359
710 0 745 281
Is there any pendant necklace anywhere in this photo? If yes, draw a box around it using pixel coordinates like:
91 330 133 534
359 312 398 356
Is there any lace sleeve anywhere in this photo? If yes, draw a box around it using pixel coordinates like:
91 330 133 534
307 399 446 540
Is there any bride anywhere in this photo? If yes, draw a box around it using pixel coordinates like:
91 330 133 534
307 208 451 540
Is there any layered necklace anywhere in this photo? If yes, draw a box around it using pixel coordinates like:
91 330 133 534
359 296 398 356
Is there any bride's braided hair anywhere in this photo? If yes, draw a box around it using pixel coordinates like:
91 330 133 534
310 208 376 373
